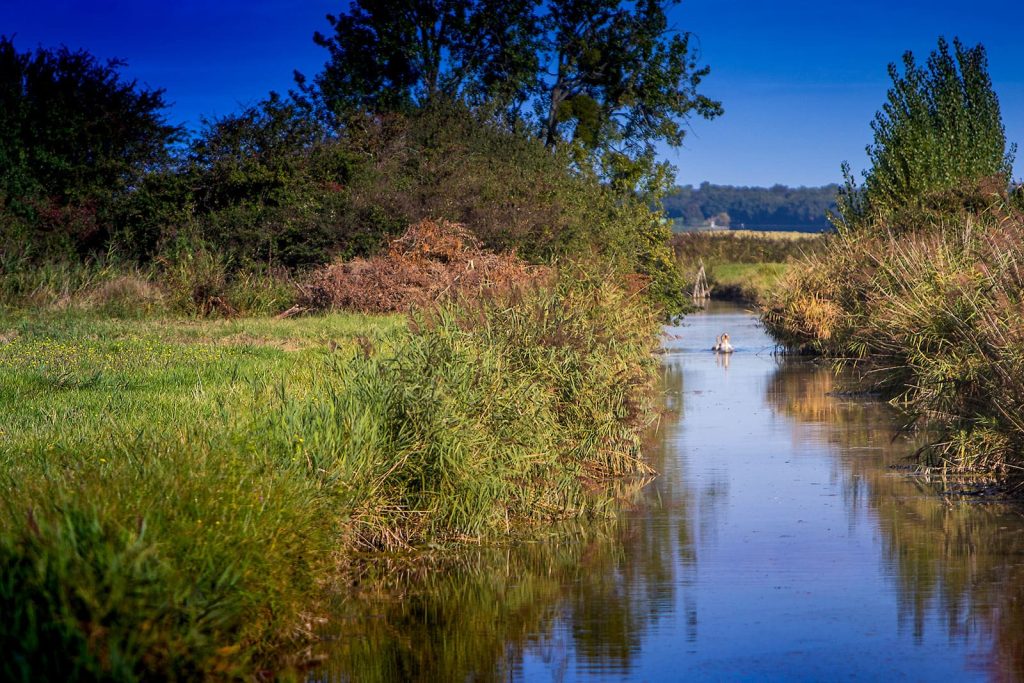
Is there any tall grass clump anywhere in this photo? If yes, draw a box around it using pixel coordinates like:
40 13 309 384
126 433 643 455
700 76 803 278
261 269 660 547
763 37 1022 472
0 248 298 318
0 270 661 678
765 189 1024 471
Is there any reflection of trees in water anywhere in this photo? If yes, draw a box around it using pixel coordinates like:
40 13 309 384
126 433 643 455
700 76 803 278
564 364 692 673
766 360 1024 681
309 361 703 682
307 533 603 682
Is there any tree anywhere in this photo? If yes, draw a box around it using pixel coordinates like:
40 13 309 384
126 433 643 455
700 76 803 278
0 36 180 256
837 37 1015 226
0 36 179 207
308 0 541 117
540 0 722 159
307 0 721 170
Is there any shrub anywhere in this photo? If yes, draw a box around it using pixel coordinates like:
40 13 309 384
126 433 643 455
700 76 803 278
836 37 1015 230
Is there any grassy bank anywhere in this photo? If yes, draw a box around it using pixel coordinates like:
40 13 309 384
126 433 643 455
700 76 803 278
671 230 826 303
763 191 1024 472
0 271 661 680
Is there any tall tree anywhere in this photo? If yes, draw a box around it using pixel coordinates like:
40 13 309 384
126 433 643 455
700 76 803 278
308 0 720 171
309 0 541 116
540 0 721 157
838 37 1015 225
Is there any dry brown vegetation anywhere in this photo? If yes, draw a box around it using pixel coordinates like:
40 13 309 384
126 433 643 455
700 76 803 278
764 187 1024 471
300 219 547 313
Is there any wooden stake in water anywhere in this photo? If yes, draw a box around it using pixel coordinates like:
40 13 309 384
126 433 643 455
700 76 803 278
693 259 711 300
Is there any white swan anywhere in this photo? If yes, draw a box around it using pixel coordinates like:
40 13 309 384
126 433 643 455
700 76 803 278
712 332 734 354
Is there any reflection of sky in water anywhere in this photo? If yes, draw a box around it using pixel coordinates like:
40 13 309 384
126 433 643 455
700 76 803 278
518 304 1019 682
312 303 1024 682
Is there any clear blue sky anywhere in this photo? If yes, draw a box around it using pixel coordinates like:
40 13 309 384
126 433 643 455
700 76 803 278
2 0 1020 187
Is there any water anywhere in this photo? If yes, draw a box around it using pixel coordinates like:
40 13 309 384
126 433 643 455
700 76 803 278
310 303 1024 682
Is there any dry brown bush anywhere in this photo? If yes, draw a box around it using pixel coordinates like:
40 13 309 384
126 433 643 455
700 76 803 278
301 219 546 313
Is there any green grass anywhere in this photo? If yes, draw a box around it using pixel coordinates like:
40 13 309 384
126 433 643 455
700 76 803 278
706 262 790 303
672 231 825 303
0 272 661 680
0 310 402 680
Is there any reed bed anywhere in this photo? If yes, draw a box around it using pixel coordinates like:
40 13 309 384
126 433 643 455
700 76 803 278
763 189 1024 471
671 230 827 303
0 269 660 679
671 230 827 266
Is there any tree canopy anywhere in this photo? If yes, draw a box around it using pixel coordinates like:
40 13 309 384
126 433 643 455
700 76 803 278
838 37 1015 225
306 0 721 172
0 36 179 207
309 0 541 116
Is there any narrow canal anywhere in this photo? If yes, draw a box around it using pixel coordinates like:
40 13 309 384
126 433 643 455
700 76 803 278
311 303 1024 681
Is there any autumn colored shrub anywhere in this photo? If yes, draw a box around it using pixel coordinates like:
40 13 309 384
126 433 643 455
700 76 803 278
301 219 545 313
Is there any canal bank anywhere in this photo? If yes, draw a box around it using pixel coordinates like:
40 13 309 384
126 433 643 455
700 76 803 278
312 303 1024 681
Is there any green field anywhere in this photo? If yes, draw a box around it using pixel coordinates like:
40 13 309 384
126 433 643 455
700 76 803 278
0 275 660 679
671 230 825 303
707 262 791 302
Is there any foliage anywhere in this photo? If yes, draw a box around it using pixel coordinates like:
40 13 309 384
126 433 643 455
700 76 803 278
99 95 687 316
0 32 693 316
764 186 1024 471
306 0 721 178
0 36 180 257
835 37 1015 229
309 0 541 116
173 93 379 268
663 183 839 230
539 0 722 160
0 272 659 677
702 262 790 303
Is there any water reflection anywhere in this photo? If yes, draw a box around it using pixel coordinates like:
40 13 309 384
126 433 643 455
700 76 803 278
309 306 1024 682
766 359 1024 681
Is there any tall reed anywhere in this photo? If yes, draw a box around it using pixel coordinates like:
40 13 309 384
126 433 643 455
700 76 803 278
764 188 1024 471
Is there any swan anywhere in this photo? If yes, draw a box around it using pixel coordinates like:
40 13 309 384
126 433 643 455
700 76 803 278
712 332 734 354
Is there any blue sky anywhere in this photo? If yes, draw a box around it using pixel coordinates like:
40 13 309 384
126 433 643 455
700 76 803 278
2 0 1021 187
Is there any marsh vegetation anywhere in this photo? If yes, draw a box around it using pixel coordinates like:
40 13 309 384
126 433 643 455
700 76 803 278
672 230 827 303
763 38 1023 472
0 272 662 678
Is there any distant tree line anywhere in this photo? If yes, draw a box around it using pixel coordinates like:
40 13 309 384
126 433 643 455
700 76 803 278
662 183 839 230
